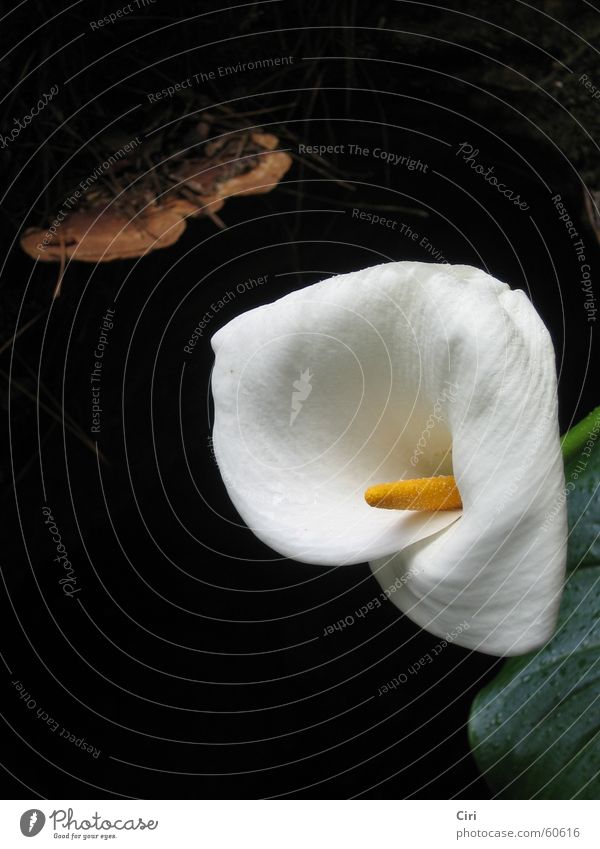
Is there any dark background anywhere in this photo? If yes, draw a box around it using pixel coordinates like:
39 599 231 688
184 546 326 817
1 0 598 798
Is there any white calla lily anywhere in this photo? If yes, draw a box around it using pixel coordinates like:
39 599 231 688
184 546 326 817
211 262 567 656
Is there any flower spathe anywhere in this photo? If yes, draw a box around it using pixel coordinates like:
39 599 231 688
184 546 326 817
210 262 567 656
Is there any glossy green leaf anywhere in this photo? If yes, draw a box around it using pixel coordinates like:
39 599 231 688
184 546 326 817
563 407 600 571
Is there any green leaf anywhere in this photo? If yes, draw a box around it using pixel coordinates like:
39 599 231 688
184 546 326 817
561 406 600 467
469 408 600 798
563 407 600 571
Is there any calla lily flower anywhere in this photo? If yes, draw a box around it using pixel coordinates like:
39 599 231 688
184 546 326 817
210 262 567 655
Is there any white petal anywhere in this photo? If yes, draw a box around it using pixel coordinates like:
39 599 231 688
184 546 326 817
211 262 566 655
371 281 567 655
